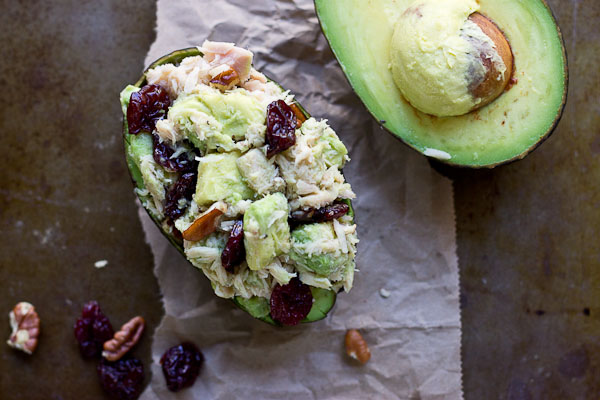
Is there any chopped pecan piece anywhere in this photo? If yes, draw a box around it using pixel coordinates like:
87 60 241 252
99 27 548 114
345 329 371 365
182 202 228 242
7 302 40 355
102 316 145 362
289 103 307 128
209 67 240 91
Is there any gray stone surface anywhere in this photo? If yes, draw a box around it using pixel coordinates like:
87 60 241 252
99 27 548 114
0 1 161 398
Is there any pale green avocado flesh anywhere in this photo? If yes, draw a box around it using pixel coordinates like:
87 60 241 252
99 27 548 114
315 0 568 167
243 193 291 271
194 152 255 207
122 48 343 325
290 222 352 276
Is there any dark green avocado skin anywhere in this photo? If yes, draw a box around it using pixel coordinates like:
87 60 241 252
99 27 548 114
122 48 351 325
314 0 569 169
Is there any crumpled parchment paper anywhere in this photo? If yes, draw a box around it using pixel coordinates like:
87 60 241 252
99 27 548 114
138 1 462 398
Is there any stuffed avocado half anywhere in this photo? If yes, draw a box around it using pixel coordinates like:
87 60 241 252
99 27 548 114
315 0 568 168
120 43 357 326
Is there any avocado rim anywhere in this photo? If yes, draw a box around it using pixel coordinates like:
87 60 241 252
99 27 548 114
314 0 569 169
122 47 350 325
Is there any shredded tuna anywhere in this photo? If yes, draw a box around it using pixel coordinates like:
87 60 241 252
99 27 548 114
333 219 349 254
199 41 253 82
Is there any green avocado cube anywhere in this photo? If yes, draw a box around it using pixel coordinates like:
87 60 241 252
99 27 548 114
168 90 265 152
194 152 255 207
243 193 291 271
236 149 283 195
290 222 351 276
127 132 153 164
317 128 348 168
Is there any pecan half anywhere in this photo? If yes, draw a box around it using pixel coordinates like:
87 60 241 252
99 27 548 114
182 202 227 242
7 302 40 355
102 316 145 362
289 103 307 128
209 67 240 91
345 329 370 365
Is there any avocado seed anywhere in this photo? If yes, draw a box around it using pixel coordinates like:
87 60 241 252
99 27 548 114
465 12 514 110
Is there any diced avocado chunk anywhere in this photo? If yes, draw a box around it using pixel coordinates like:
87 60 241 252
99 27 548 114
125 133 170 204
316 127 348 168
290 222 351 276
243 193 291 271
168 89 265 152
140 157 167 206
232 296 270 319
194 152 255 207
298 118 348 169
125 133 153 189
236 149 284 195
127 132 153 165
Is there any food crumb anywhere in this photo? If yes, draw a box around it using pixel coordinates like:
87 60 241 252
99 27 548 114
94 260 109 269
423 148 452 160
379 288 391 298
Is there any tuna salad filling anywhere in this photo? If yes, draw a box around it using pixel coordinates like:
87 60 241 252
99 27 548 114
120 41 357 324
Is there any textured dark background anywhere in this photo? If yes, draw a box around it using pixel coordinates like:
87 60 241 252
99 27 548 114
0 0 598 399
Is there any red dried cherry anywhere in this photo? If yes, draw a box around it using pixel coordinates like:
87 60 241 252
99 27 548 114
160 342 204 392
127 84 171 135
74 301 114 359
164 172 197 222
290 203 350 225
270 277 313 326
221 220 245 273
266 100 297 158
152 135 198 173
97 358 144 400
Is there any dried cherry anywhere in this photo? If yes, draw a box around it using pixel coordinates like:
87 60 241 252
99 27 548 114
160 342 204 392
74 301 114 359
97 358 144 400
270 277 313 326
127 84 171 135
221 220 245 272
164 172 197 222
152 135 197 172
290 203 350 225
266 100 297 158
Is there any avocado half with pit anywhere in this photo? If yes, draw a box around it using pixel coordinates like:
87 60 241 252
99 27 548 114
315 0 568 167
122 48 344 325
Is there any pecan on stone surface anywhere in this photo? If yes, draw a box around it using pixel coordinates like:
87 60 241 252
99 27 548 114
345 329 371 365
102 316 145 362
7 302 40 355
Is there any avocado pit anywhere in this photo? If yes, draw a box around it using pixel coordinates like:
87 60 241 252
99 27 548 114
465 12 513 110
390 0 514 117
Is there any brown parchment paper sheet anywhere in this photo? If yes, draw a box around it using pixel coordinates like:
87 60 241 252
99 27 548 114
138 1 462 398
